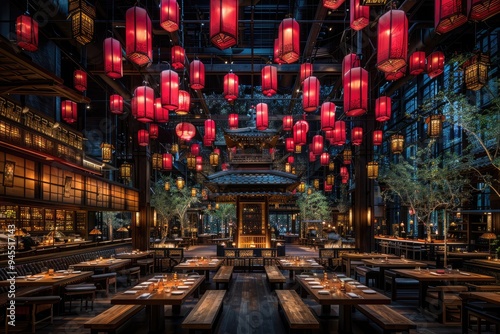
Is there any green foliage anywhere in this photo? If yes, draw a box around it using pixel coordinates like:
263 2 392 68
297 188 331 222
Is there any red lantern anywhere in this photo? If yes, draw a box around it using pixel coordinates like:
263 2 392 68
171 45 185 70
175 122 196 141
323 0 345 10
154 98 169 123
161 70 179 110
160 0 179 32
278 18 300 64
61 100 78 124
131 97 137 118
223 72 239 101
350 0 370 31
222 162 229 171
126 6 152 66
256 103 269 130
331 120 346 146
196 156 203 165
134 85 154 122
196 163 203 172
210 0 238 49
309 150 316 162
320 102 336 130
385 66 406 81
320 152 330 166
176 90 190 115
377 10 408 73
110 94 123 115
302 76 320 112
342 53 361 78
344 67 368 116
205 119 216 140
162 153 173 170
273 38 284 64
375 96 391 122
351 127 363 146
409 51 426 75
228 113 239 129
435 0 468 34
103 37 123 79
16 14 38 52
149 123 159 139
287 156 295 164
373 130 383 146
324 181 333 192
203 136 213 146
340 166 349 178
282 115 293 131
324 130 334 143
190 143 200 156
341 176 349 184
312 135 324 156
300 62 313 83
293 120 308 146
469 0 500 21
190 60 205 90
286 138 295 152
426 51 445 79
138 129 149 146
73 70 87 92
261 65 277 97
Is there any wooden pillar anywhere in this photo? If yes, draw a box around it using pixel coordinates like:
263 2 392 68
131 138 151 251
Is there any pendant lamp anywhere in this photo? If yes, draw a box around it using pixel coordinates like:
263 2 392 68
16 14 38 52
160 0 179 32
125 6 152 66
161 70 179 110
377 10 408 73
210 0 238 49
103 37 123 79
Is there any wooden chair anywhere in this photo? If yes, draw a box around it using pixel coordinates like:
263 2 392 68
6 296 61 333
425 285 468 325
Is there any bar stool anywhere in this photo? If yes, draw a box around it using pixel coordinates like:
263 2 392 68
6 296 61 333
64 284 96 311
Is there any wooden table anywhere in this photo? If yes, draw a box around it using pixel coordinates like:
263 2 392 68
115 251 153 265
71 258 131 273
173 258 224 281
111 275 205 333
277 258 324 278
361 258 427 289
341 253 397 277
0 271 93 288
295 275 390 333
459 291 500 334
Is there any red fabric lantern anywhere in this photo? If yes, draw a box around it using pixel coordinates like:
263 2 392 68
176 90 190 115
385 66 406 81
331 120 346 146
73 70 87 92
302 76 320 112
377 10 408 73
261 65 277 97
312 135 324 156
351 127 363 146
205 119 216 140
340 166 349 178
344 67 368 116
137 129 149 146
273 38 284 64
320 102 336 130
203 136 213 146
256 103 269 130
221 163 229 171
469 0 500 21
324 130 334 143
16 14 38 52
293 120 309 146
160 0 179 32
103 37 122 79
350 0 370 31
131 97 137 118
435 0 468 34
426 51 445 79
309 150 316 162
320 152 330 166
228 113 239 129
373 130 383 146
300 63 314 83
196 156 203 165
283 115 293 131
286 138 295 152
409 51 426 75
154 98 169 123
323 0 345 10
149 123 159 139
287 156 295 164
61 100 78 124
223 72 239 101
171 45 185 70
110 94 123 115
191 143 200 156
162 153 173 170
175 122 196 141
190 60 205 90
196 163 203 172
375 96 391 122
278 18 300 64
341 176 349 184
126 6 152 66
342 53 361 78
161 70 179 110
324 181 333 192
210 0 238 49
134 85 154 122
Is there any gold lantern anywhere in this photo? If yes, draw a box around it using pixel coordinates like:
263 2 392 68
307 187 313 195
367 161 379 179
209 152 219 166
390 134 404 154
285 163 291 173
464 53 490 91
295 145 302 153
313 179 320 189
291 167 296 174
176 177 185 189
297 182 306 193
343 149 352 164
152 153 162 170
326 174 334 185
69 0 95 45
426 114 445 138
328 161 335 171
164 182 170 191
186 154 196 170
191 187 197 197
171 143 179 154
215 203 220 210
119 162 132 181
100 142 114 163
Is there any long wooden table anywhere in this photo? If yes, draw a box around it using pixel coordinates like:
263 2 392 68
459 291 500 334
71 258 131 273
341 253 397 277
277 258 324 278
173 258 224 281
362 258 427 289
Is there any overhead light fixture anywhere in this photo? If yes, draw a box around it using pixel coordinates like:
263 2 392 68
69 0 95 45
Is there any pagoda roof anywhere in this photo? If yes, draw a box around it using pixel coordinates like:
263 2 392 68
224 127 279 149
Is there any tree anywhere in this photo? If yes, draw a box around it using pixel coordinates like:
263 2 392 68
296 188 331 237
206 203 236 237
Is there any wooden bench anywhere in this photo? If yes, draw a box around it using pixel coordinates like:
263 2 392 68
213 266 234 289
355 304 417 334
264 265 286 290
84 304 144 334
275 290 320 332
182 290 226 333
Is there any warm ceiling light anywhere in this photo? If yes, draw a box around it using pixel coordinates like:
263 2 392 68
190 60 205 90
256 103 269 130
126 6 152 66
344 67 368 117
100 142 114 163
103 37 123 79
160 0 179 32
377 10 408 73
278 17 300 63
210 0 238 50
69 0 95 45
16 14 38 52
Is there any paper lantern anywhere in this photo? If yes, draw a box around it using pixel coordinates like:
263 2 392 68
326 174 335 185
119 162 132 181
390 134 404 154
351 127 363 146
469 0 500 21
309 150 317 162
300 62 314 83
261 65 277 97
228 113 239 129
329 161 335 171
373 130 383 146
223 72 239 101
69 0 95 45
293 120 308 146
205 119 216 140
210 0 238 49
273 38 284 64
210 152 220 166
137 129 149 146
164 182 170 191
149 123 159 139
186 154 196 170
175 122 196 141
344 67 368 116
103 37 122 79
110 94 123 115
176 90 190 115
190 143 200 156
324 181 333 192
134 85 154 122
302 76 320 112
375 96 391 122
256 103 269 130
320 102 336 130
16 14 38 52
350 0 370 31
101 142 113 163
435 0 468 34
426 51 445 79
171 143 179 154
152 153 162 170
377 10 408 73
367 161 379 179
323 0 345 10
287 156 295 164
203 137 213 146
160 0 179 32
221 162 229 171
342 53 361 78
340 166 349 178
426 115 445 138
73 70 87 92
320 152 330 166
171 45 185 70
162 153 173 170
343 148 353 164
283 115 293 131
331 120 346 146
190 60 205 90
161 70 179 110
463 53 490 91
154 98 169 123
312 135 324 156
126 6 152 66
61 100 78 124
278 18 300 63
286 138 295 152
385 66 407 81
196 156 203 165
409 51 426 75
176 177 185 189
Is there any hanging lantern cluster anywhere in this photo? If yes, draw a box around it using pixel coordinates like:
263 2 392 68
16 14 38 52
152 153 162 170
134 85 154 122
320 102 336 130
426 51 445 79
256 103 269 130
278 18 300 63
375 96 391 122
110 94 123 114
323 0 345 10
409 51 426 75
154 98 169 122
61 100 78 124
137 129 149 146
373 130 383 146
69 0 95 45
210 0 238 49
126 6 152 66
228 113 239 129
377 10 408 74
176 90 190 115
100 142 113 162
73 70 87 92
350 0 370 31
463 53 490 91
351 127 363 146
160 0 179 32
162 153 173 170
175 122 196 141
390 134 404 154
367 161 379 179
223 72 239 101
282 115 293 131
104 37 123 79
344 67 368 116
426 115 445 138
262 65 277 97
190 60 205 90
302 76 320 112
171 46 185 70
434 0 468 34
161 70 179 110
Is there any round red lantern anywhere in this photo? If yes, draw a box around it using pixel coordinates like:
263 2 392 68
138 129 149 146
126 6 152 66
61 100 77 124
320 152 330 166
350 0 370 31
261 65 277 97
282 115 293 131
409 51 426 75
175 122 196 141
278 18 300 64
223 72 239 101
426 51 445 79
134 85 154 122
210 0 238 49
340 166 349 178
323 0 345 10
377 10 408 73
161 70 179 110
435 0 468 34
103 37 122 79
160 0 179 32
373 130 383 146
320 102 336 130
190 60 205 90
285 138 295 152
287 156 295 164
191 143 200 156
228 113 239 129
469 0 500 21
256 103 269 130
171 45 185 70
162 153 173 170
205 119 216 140
351 127 363 146
154 98 169 123
331 120 346 146
16 14 38 52
110 94 123 115
203 136 213 146
344 67 368 117
149 123 159 139
176 90 190 115
312 135 324 156
293 120 308 146
302 76 320 112
73 70 87 92
300 62 313 83
196 156 203 165
385 66 406 81
375 96 391 122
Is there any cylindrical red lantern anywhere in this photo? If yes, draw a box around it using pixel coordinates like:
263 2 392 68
223 72 239 101
261 65 277 97
221 162 229 171
331 120 346 146
469 0 500 21
342 53 361 78
385 66 406 81
110 94 123 115
426 51 445 79
435 0 468 34
286 138 295 152
154 98 169 123
293 120 308 146
161 70 179 110
203 136 213 146
309 150 316 162
278 18 300 64
103 37 122 79
312 135 324 156
273 38 284 64
375 96 391 122
190 60 205 90
149 123 159 139
409 51 426 75
300 62 313 83
126 6 152 66
176 90 190 115
61 100 77 124
160 0 179 32
302 76 320 112
196 156 203 165
162 153 173 170
16 14 38 52
196 163 203 172
210 0 238 49
134 85 154 122
138 129 149 146
131 97 137 118
175 122 196 141
320 152 330 166
350 0 370 31
283 115 293 131
344 67 368 116
191 143 200 156
256 103 269 130
351 127 363 146
205 119 216 140
73 70 87 92
377 10 408 73
323 0 345 10
228 113 239 129
287 156 295 164
373 130 383 146
324 181 333 192
340 166 349 178
171 45 185 70
320 102 336 130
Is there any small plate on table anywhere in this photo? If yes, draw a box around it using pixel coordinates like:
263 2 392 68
311 285 324 289
177 285 189 289
362 289 376 294
171 291 184 295
318 290 330 295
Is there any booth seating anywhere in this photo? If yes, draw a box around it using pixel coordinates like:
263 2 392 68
91 272 117 296
5 296 61 333
64 284 96 312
